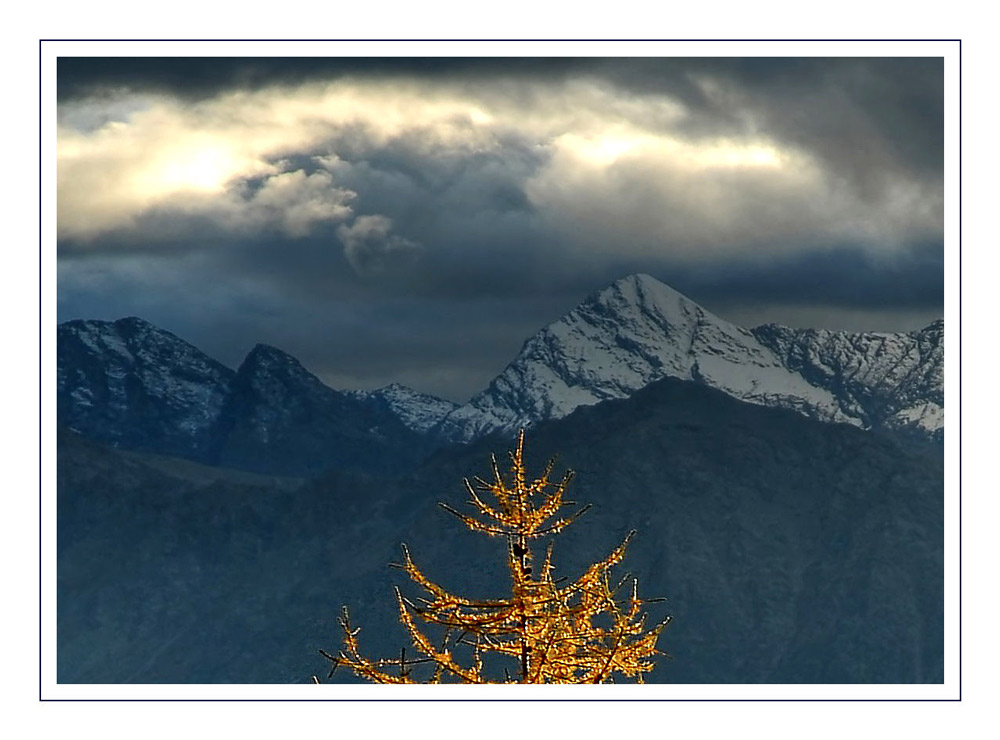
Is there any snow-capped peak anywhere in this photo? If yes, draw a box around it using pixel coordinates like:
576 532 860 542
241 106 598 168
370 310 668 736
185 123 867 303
436 273 942 443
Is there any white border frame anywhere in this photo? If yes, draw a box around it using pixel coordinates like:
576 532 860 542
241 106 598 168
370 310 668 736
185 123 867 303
40 38 961 701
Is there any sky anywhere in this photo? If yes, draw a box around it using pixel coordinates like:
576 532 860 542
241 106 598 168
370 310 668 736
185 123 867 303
56 56 945 402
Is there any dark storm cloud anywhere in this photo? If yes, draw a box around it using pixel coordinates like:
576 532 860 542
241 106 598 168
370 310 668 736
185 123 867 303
56 246 579 400
57 57 595 101
651 241 944 313
718 58 944 201
587 57 943 171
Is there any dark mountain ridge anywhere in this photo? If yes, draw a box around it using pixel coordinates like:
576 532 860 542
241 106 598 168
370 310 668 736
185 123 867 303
210 343 432 475
57 377 943 683
402 377 943 683
58 318 436 477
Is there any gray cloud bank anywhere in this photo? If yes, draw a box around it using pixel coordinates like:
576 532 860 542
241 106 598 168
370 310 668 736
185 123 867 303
56 57 943 401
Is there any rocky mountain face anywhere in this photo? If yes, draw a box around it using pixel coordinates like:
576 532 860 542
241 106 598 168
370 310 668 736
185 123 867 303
211 345 434 476
57 317 236 462
58 378 943 683
751 320 944 442
435 274 944 445
57 319 449 476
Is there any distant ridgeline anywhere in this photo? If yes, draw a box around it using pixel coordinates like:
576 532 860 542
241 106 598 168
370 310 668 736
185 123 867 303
56 274 944 684
58 274 942 477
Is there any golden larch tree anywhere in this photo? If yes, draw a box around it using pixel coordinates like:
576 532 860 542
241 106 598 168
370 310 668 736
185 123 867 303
318 430 671 684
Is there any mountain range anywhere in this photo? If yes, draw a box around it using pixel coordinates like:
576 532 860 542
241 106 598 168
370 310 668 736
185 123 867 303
58 318 433 476
58 274 944 477
55 272 945 684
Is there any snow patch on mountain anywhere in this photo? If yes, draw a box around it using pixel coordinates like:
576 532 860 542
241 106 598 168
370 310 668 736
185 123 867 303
752 319 944 442
57 317 236 456
347 383 459 435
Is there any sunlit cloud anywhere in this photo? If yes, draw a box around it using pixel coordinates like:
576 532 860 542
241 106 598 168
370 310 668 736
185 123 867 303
57 71 942 265
56 81 500 241
526 118 938 257
243 170 355 236
144 142 242 194
552 129 788 171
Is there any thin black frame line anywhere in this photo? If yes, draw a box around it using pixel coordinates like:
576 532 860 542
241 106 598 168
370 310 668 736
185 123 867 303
956 38 962 703
38 37 44 705
40 38 961 42
39 38 960 702
44 697 961 702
